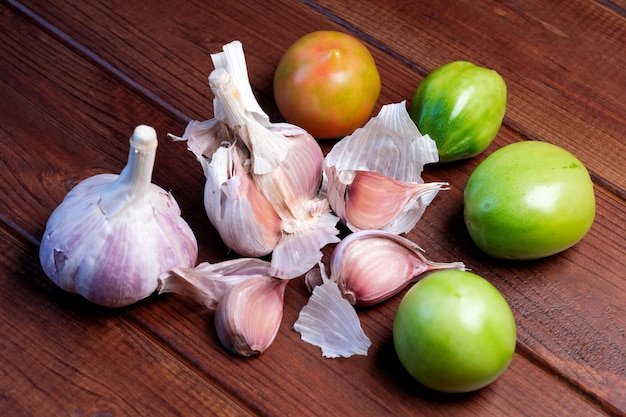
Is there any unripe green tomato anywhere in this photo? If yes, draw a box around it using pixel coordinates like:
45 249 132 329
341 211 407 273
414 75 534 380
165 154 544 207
393 270 516 393
409 61 507 163
464 141 595 259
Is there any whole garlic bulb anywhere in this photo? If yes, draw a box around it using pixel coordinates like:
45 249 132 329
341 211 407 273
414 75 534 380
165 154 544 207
39 125 198 307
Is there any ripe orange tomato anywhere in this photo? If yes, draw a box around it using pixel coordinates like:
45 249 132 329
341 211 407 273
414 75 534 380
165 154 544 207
273 31 381 139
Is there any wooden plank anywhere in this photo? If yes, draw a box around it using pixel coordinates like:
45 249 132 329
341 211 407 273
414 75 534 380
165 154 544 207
10 0 625 413
1 1 624 416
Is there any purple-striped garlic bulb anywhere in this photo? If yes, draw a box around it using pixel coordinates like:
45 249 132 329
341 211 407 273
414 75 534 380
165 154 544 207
39 125 198 307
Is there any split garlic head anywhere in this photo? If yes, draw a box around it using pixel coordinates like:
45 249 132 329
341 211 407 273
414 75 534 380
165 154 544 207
324 101 447 234
39 125 198 307
172 40 339 279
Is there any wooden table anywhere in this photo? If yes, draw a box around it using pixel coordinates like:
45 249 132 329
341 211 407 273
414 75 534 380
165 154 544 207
2 0 624 415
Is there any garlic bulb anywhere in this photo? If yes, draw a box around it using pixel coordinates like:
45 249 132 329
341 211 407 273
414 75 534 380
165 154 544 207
324 101 447 234
158 257 274 309
215 275 288 356
328 230 466 306
172 41 339 279
39 125 198 307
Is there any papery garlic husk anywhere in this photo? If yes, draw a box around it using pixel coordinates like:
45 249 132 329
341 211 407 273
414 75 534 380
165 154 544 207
172 40 339 278
328 230 465 306
294 264 371 358
158 258 274 309
40 125 198 307
324 101 446 234
215 275 288 356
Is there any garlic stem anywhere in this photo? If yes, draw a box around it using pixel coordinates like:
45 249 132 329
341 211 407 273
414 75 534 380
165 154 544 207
209 68 289 176
98 125 158 217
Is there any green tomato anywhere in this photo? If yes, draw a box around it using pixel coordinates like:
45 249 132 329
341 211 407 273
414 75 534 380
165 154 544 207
393 270 516 393
409 61 506 163
273 31 381 139
464 141 595 259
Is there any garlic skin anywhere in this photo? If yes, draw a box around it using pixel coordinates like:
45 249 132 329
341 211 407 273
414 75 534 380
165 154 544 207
39 125 198 307
172 41 339 279
324 102 446 234
215 275 288 356
329 230 465 306
294 273 371 358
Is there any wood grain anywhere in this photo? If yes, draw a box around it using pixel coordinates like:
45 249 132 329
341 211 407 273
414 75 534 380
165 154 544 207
1 0 624 416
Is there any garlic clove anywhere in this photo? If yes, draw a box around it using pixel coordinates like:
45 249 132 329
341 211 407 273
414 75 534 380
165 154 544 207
204 145 282 257
330 230 465 306
330 167 449 233
325 102 444 234
215 275 288 356
252 125 325 221
40 125 198 307
158 258 274 309
294 277 371 358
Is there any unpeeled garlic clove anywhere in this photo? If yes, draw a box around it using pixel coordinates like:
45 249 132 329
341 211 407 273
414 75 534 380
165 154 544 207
324 101 444 234
158 258 274 309
330 230 465 306
206 143 283 257
215 275 288 356
328 167 448 233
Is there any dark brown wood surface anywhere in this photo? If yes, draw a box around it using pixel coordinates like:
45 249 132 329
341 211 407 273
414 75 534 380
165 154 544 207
1 0 624 415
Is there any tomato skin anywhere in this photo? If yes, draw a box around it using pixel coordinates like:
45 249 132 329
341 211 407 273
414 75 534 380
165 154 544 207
464 141 595 259
393 270 516 393
409 61 506 162
273 31 381 139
